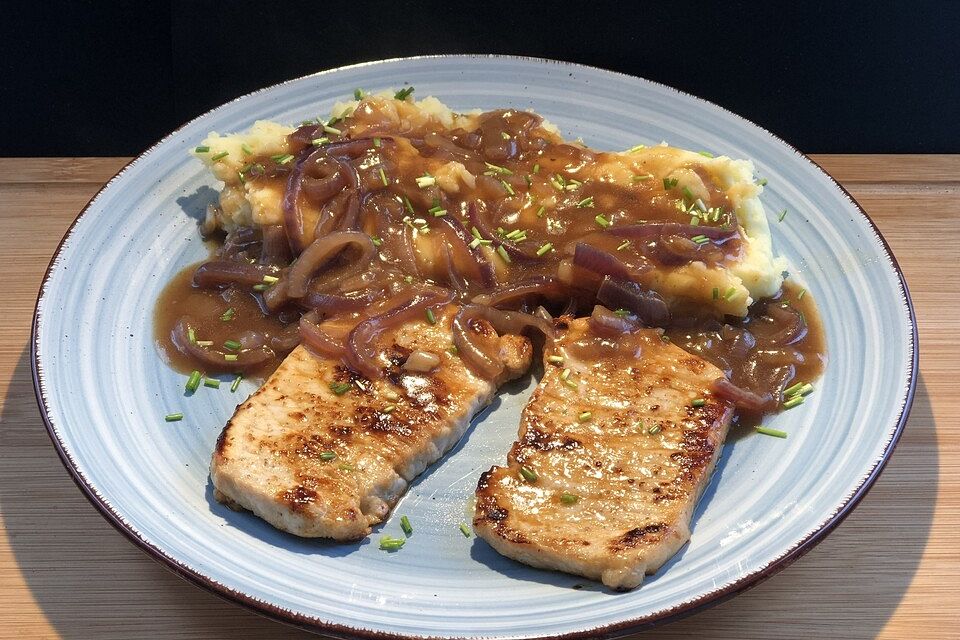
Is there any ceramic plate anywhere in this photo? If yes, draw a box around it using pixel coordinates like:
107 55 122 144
32 56 916 639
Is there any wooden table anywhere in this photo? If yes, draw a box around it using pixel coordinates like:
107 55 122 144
1 157 956 639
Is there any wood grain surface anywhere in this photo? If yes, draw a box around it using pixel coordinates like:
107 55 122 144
0 156 956 639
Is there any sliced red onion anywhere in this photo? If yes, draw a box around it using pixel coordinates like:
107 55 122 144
282 148 314 253
452 305 555 379
472 276 566 309
764 304 808 345
711 376 774 412
301 155 346 204
345 288 455 379
298 290 380 314
596 276 671 327
200 203 219 239
609 218 740 243
171 318 274 372
435 214 496 288
299 312 347 359
571 243 638 281
589 305 639 337
286 231 376 298
269 323 302 353
192 261 277 289
259 224 291 265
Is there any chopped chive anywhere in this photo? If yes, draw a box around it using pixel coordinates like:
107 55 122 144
500 131 511 140
783 381 805 397
371 236 383 247
578 411 592 422
691 234 710 244
500 179 515 196
210 151 229 161
648 424 662 434
203 378 220 389
252 283 269 291
536 243 554 256
311 137 329 146
271 153 294 165
400 515 413 535
614 308 629 318
394 86 415 100
694 198 708 212
425 308 436 324
164 413 183 422
377 167 389 186
401 196 415 215
663 177 678 189
188 327 197 343
323 125 341 135
724 286 738 301
224 354 238 362
403 275 414 284
195 340 214 347
370 138 381 150
240 143 253 156
547 355 564 365
712 287 720 300
330 382 352 395
496 245 512 263
756 426 788 438
185 370 201 393
519 466 538 482
757 177 768 186
354 88 365 100
220 307 236 321
430 208 447 217
692 398 706 407
690 216 700 226
563 378 579 390
594 214 611 228
778 209 788 222
783 395 804 410
415 174 435 188
379 535 406 551
194 145 210 153
576 196 594 208
532 163 540 174
698 150 715 158
484 162 513 175
536 205 546 218
632 173 654 182
230 375 242 392
628 144 646 153
560 492 580 505
681 186 695 201
320 451 337 461
617 240 631 251
561 368 571 381
796 288 807 301
505 229 523 240
224 339 242 351
382 404 396 414
339 463 355 471
798 383 815 396
459 523 472 537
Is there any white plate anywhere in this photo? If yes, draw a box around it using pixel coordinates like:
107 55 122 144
33 55 917 639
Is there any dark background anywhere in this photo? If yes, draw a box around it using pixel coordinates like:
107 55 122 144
4 1 958 156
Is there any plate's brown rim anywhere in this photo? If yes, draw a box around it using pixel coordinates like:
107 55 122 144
30 54 919 640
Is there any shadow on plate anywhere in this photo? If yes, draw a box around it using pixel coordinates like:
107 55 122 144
3 339 938 639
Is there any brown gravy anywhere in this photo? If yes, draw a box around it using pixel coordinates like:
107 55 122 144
154 96 826 417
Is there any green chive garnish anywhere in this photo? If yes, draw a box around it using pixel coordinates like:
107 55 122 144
210 151 229 161
560 492 580 505
311 137 329 146
323 125 341 135
532 163 540 174
712 287 719 300
194 145 210 153
195 340 213 347
692 398 706 407
400 515 413 535
484 162 513 175
698 150 714 158
185 370 201 393
425 308 436 324
724 286 738 300
203 378 220 389
648 424 662 434
576 196 594 208
536 205 546 218
252 283 269 291
628 144 646 152
578 411 592 422
379 535 406 551
783 381 805 397
536 243 553 256
796 288 807 301
224 339 242 351
594 214 610 228
379 167 389 186
617 240 631 251
500 179 515 196
165 412 183 422
330 382 352 396
632 173 653 182
778 209 788 222
663 177 678 189
783 395 804 409
230 375 242 392
757 177 768 186
271 153 294 165
756 426 788 438
496 245 512 263
320 451 337 461
354 88 365 100
224 354 238 362
188 327 196 343
798 383 815 396
373 137 381 147
394 86 415 100
240 143 253 156
614 308 629 318
220 307 236 321
547 355 564 364
519 466 538 482
459 523 472 538
339 463 355 471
